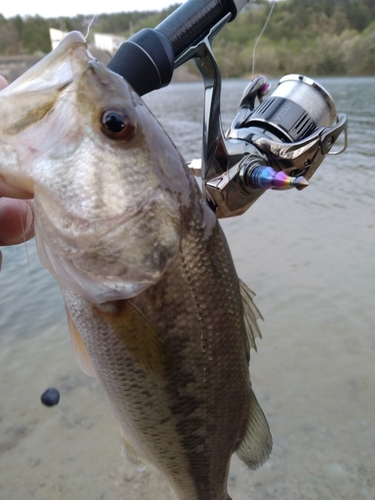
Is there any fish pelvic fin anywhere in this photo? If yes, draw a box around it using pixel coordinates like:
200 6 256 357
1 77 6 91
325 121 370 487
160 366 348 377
66 307 96 377
236 388 272 470
120 429 147 472
239 280 263 354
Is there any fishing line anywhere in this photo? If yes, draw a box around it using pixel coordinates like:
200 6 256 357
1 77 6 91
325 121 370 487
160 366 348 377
85 15 96 40
251 0 276 79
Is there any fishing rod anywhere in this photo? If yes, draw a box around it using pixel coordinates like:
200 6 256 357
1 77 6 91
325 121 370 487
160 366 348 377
108 0 348 219
108 0 248 96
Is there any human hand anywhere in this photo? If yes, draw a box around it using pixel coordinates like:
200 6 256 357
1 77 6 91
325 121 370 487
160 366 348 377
0 76 35 270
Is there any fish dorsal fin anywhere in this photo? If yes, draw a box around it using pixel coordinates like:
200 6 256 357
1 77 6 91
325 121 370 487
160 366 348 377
120 428 147 472
239 280 263 354
66 308 96 377
236 387 272 470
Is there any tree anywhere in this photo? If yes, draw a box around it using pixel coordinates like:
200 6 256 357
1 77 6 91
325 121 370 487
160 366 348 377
21 16 51 54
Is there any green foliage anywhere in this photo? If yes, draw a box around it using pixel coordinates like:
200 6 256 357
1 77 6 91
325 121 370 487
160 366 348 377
0 1 374 75
0 19 21 55
211 0 375 76
21 16 51 54
345 22 375 75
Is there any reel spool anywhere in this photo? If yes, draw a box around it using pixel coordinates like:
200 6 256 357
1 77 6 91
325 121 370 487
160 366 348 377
246 74 338 143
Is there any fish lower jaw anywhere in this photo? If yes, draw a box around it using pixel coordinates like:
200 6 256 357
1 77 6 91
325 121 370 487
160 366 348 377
36 236 162 303
63 275 155 303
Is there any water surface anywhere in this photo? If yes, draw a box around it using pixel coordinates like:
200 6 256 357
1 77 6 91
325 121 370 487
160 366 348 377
0 77 374 500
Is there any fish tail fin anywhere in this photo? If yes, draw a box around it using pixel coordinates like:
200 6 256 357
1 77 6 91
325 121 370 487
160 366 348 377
236 388 272 470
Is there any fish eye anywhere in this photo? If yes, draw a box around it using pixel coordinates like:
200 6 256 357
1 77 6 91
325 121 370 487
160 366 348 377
100 107 137 141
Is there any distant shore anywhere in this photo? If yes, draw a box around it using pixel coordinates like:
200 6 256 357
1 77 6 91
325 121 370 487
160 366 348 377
0 55 42 83
0 50 200 84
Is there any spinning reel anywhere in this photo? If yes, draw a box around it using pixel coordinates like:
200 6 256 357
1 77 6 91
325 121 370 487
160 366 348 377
180 16 348 218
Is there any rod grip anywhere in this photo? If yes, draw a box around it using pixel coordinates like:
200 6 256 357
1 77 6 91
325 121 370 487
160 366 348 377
107 0 242 95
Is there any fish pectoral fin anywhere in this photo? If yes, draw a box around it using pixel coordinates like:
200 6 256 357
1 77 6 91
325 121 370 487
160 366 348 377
95 300 173 379
120 429 147 472
236 387 272 470
66 308 96 377
240 279 263 354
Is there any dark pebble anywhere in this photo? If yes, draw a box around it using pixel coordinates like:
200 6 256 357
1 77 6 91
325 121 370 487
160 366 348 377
41 388 60 407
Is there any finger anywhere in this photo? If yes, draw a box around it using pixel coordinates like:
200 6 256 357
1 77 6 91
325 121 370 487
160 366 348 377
0 78 7 265
0 77 35 249
0 78 34 200
0 75 8 90
0 176 33 199
0 198 35 245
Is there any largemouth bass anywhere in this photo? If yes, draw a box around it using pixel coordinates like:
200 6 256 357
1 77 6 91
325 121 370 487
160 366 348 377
0 32 272 500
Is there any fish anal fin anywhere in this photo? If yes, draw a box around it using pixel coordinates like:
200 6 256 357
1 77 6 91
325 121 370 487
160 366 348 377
66 307 96 377
120 429 147 472
239 279 263 354
236 388 272 470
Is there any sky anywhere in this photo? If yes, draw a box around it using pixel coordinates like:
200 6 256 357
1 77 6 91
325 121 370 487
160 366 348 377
0 1 180 19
